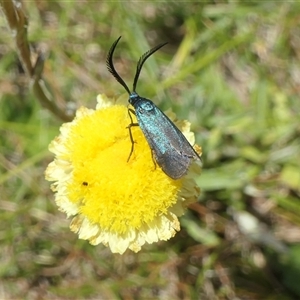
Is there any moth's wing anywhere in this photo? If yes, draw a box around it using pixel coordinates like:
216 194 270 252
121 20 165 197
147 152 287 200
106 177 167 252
159 109 200 159
154 147 191 179
136 103 199 179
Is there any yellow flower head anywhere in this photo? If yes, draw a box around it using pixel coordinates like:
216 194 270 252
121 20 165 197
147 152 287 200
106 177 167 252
45 94 202 254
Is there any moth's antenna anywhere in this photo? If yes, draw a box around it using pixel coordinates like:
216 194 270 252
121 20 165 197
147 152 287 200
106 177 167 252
132 42 168 92
106 36 131 95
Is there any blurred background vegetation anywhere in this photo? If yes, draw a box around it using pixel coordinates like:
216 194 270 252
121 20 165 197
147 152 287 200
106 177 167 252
1 1 300 299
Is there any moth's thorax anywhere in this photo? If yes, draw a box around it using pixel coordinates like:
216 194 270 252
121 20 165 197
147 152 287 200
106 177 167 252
129 92 155 113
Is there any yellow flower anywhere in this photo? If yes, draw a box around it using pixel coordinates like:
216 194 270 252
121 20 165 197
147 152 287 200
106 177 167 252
45 94 202 254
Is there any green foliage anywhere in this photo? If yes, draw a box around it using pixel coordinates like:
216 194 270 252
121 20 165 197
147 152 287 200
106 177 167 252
1 1 300 299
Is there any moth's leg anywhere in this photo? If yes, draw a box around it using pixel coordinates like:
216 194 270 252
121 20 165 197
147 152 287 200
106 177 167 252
127 108 139 162
151 149 157 170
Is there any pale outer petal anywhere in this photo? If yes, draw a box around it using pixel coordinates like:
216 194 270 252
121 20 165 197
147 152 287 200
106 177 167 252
69 211 180 255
